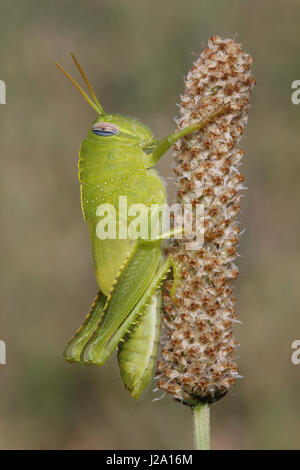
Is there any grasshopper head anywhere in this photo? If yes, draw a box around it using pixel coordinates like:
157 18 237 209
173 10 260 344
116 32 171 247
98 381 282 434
89 114 157 149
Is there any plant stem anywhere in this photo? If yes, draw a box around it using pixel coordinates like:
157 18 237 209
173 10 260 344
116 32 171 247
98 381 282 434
193 402 210 450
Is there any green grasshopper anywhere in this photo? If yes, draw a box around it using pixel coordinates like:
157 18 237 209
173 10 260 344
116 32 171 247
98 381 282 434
55 54 224 399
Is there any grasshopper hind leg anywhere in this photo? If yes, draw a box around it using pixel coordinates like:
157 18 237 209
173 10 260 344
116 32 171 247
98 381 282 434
118 292 162 400
64 291 106 363
64 250 181 401
117 255 180 399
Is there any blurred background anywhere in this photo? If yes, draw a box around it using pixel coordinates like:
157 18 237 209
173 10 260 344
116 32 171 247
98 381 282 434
0 0 299 450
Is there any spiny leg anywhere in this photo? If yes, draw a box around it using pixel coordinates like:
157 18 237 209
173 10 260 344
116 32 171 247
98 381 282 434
118 292 162 400
138 224 182 300
117 256 180 399
64 291 106 363
81 243 162 366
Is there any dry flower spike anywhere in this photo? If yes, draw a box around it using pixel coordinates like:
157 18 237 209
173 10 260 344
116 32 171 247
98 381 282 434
157 36 255 405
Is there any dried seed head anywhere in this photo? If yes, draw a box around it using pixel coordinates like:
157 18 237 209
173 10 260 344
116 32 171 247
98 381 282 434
157 36 255 405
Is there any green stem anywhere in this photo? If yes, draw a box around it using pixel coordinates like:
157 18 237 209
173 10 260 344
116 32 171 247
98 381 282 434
193 402 210 450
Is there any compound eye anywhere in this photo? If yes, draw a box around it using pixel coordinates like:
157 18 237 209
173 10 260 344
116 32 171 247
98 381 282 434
92 122 119 137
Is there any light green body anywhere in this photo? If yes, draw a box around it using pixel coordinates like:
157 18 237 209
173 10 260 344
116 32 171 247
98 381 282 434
79 115 165 296
56 55 223 399
66 113 177 399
